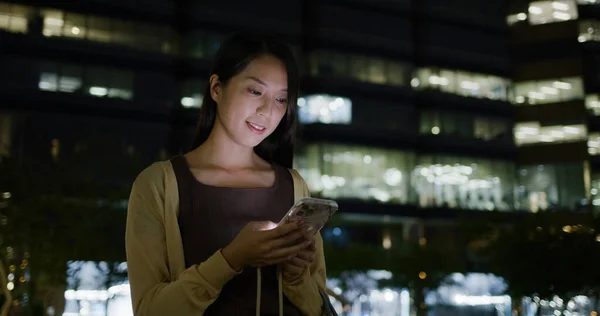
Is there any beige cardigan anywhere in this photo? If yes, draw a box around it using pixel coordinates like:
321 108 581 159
125 161 327 316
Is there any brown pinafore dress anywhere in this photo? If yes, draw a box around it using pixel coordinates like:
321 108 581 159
170 156 303 316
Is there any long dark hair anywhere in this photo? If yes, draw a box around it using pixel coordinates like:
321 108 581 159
191 31 299 169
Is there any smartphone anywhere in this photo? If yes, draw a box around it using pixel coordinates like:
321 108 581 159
278 197 339 234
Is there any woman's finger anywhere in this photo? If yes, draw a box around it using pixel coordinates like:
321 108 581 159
296 248 315 262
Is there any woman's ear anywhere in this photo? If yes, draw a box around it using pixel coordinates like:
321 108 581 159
209 74 221 103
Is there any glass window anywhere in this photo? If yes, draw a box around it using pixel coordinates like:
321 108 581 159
588 133 600 155
412 156 515 211
311 51 347 78
420 111 440 135
181 79 205 108
108 69 133 100
475 117 511 141
512 77 584 105
38 61 59 92
298 94 352 124
515 163 585 212
586 94 600 115
578 20 600 42
8 4 28 33
87 15 111 43
514 122 587 146
528 1 578 25
0 3 10 31
387 61 408 86
41 8 63 37
506 12 528 26
421 111 510 141
296 143 415 204
112 19 135 48
135 22 163 53
350 55 368 82
84 67 110 97
59 64 83 93
0 115 12 157
0 3 30 34
367 58 386 84
412 68 510 101
63 12 86 39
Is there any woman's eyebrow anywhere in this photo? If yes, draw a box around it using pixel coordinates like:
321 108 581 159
246 76 287 92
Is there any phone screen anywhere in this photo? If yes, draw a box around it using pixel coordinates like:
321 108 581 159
278 197 339 234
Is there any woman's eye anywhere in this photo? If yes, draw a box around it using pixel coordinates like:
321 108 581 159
277 97 288 104
249 89 262 96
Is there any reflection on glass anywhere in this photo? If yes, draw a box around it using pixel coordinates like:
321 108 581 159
528 1 578 25
412 68 510 101
298 94 352 124
515 164 586 212
412 156 514 211
512 77 584 105
514 122 587 146
296 144 414 203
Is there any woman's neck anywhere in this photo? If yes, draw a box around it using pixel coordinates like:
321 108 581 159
190 123 259 170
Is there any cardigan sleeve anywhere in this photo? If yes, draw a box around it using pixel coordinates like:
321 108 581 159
125 163 239 316
282 170 328 316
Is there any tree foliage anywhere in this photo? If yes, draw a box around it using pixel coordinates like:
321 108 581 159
0 153 142 315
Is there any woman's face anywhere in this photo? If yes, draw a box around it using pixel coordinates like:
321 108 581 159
211 54 289 148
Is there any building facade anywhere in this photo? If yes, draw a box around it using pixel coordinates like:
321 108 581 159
1 0 598 314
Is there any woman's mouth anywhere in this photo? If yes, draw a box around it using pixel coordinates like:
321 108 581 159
247 121 266 134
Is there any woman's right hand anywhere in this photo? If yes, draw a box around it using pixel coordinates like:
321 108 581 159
221 221 311 271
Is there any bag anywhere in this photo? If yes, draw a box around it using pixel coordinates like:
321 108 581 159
319 289 339 316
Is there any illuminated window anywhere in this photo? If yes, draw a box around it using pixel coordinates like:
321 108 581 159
38 63 132 100
420 111 511 141
588 133 600 155
412 156 515 211
412 68 510 101
579 20 600 42
63 12 86 39
311 50 410 86
585 94 600 115
87 15 111 43
180 80 205 108
298 94 352 124
41 9 63 37
512 77 583 105
0 3 30 34
516 164 586 212
514 122 587 146
528 1 578 25
296 144 414 204
506 12 528 26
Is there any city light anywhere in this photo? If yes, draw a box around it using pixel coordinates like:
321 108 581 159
89 87 108 97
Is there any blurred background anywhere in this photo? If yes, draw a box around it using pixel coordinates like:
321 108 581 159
1 0 600 315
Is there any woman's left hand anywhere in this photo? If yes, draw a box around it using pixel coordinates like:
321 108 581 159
281 230 316 280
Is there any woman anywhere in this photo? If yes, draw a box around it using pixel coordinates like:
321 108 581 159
125 31 327 316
